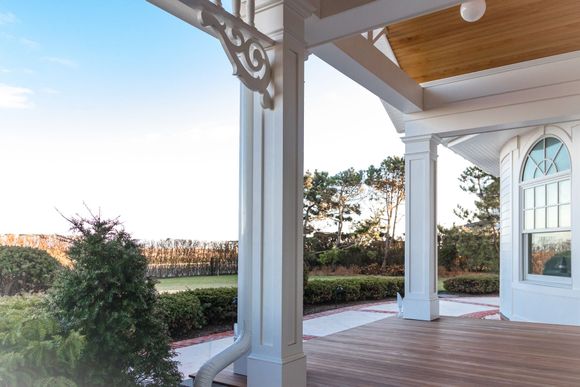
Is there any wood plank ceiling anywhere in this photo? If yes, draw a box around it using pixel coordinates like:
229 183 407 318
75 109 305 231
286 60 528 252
386 0 580 83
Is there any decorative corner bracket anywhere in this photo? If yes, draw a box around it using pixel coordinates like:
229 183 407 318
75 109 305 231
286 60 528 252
148 0 275 109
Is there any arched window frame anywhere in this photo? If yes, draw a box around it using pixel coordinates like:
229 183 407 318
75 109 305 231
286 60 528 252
520 135 572 286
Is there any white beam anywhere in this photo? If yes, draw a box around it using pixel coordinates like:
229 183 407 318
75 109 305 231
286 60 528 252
313 34 423 113
405 81 580 138
305 0 460 48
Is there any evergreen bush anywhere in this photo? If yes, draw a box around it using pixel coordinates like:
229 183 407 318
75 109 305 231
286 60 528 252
443 274 499 294
303 277 404 305
158 291 204 339
0 246 61 296
50 214 181 386
0 295 85 387
192 287 238 327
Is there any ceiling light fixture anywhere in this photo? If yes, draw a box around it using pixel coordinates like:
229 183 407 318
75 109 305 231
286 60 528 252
460 0 486 22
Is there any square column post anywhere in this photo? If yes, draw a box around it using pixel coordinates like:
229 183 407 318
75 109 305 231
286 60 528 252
245 1 313 386
402 135 440 321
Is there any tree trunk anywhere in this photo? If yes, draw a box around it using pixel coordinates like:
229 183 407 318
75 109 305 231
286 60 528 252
381 237 391 269
337 210 343 245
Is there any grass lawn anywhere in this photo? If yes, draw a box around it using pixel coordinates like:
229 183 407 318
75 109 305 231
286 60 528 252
155 275 237 293
156 274 448 293
310 275 379 281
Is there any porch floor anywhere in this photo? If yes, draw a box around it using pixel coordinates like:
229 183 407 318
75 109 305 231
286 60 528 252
304 316 580 386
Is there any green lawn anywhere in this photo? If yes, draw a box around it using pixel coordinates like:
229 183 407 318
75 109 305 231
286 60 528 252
156 274 408 293
155 275 237 293
310 275 377 281
156 274 448 293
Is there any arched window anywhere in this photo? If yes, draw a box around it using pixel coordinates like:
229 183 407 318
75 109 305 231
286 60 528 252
521 136 571 283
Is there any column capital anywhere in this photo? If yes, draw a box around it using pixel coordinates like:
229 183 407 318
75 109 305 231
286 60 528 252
401 133 442 145
256 0 315 43
402 134 441 157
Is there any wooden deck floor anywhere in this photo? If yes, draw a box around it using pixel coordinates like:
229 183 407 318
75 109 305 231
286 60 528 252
304 316 580 387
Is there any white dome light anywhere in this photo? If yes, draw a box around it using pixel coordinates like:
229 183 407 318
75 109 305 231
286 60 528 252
460 0 486 22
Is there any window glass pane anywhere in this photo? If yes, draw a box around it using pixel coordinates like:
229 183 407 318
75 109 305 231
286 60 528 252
535 208 546 229
559 204 571 228
545 137 562 161
530 140 544 164
523 159 535 181
547 206 558 228
524 188 534 209
555 145 571 172
559 180 571 204
527 231 571 278
547 183 558 205
524 210 534 230
535 185 545 207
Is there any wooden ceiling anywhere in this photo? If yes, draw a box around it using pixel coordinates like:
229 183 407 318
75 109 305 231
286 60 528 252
386 0 580 83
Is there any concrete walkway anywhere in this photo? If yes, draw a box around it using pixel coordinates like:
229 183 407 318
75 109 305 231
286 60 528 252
175 296 500 380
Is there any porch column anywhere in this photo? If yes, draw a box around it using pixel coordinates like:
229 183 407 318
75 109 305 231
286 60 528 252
245 1 312 386
402 135 440 321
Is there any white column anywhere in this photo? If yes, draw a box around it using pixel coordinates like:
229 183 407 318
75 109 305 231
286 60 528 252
402 135 440 321
245 1 312 386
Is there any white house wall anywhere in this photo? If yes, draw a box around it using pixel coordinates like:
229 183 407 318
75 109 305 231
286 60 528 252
499 122 580 325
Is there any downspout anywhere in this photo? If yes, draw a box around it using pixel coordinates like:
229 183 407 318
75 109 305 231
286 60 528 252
193 84 254 387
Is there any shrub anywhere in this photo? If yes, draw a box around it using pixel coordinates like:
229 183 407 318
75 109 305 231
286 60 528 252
50 214 181 387
0 295 85 387
443 274 499 294
304 277 404 305
158 291 204 340
158 277 404 340
0 246 61 296
359 263 404 276
192 287 238 327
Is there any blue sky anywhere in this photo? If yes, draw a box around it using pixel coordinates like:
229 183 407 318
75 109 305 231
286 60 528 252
0 1 471 240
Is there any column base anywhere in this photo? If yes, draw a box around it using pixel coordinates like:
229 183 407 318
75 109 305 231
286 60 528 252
233 354 248 376
247 353 306 387
404 296 439 321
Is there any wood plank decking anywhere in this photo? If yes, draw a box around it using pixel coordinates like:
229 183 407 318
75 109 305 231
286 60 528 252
305 316 580 386
194 316 580 386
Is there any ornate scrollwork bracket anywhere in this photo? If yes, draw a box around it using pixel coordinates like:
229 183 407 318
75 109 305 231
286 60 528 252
148 0 275 109
199 10 273 109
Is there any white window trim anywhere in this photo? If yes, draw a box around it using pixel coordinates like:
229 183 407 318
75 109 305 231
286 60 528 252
519 136 572 287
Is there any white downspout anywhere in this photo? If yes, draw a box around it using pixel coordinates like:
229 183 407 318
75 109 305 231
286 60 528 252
193 84 254 387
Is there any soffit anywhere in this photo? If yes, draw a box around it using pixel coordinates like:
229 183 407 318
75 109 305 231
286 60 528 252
386 0 580 83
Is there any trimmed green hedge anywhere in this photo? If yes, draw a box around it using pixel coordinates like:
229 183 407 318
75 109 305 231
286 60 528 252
158 287 238 340
192 287 238 326
158 291 204 339
158 277 404 340
304 277 404 305
0 246 61 296
443 274 499 294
